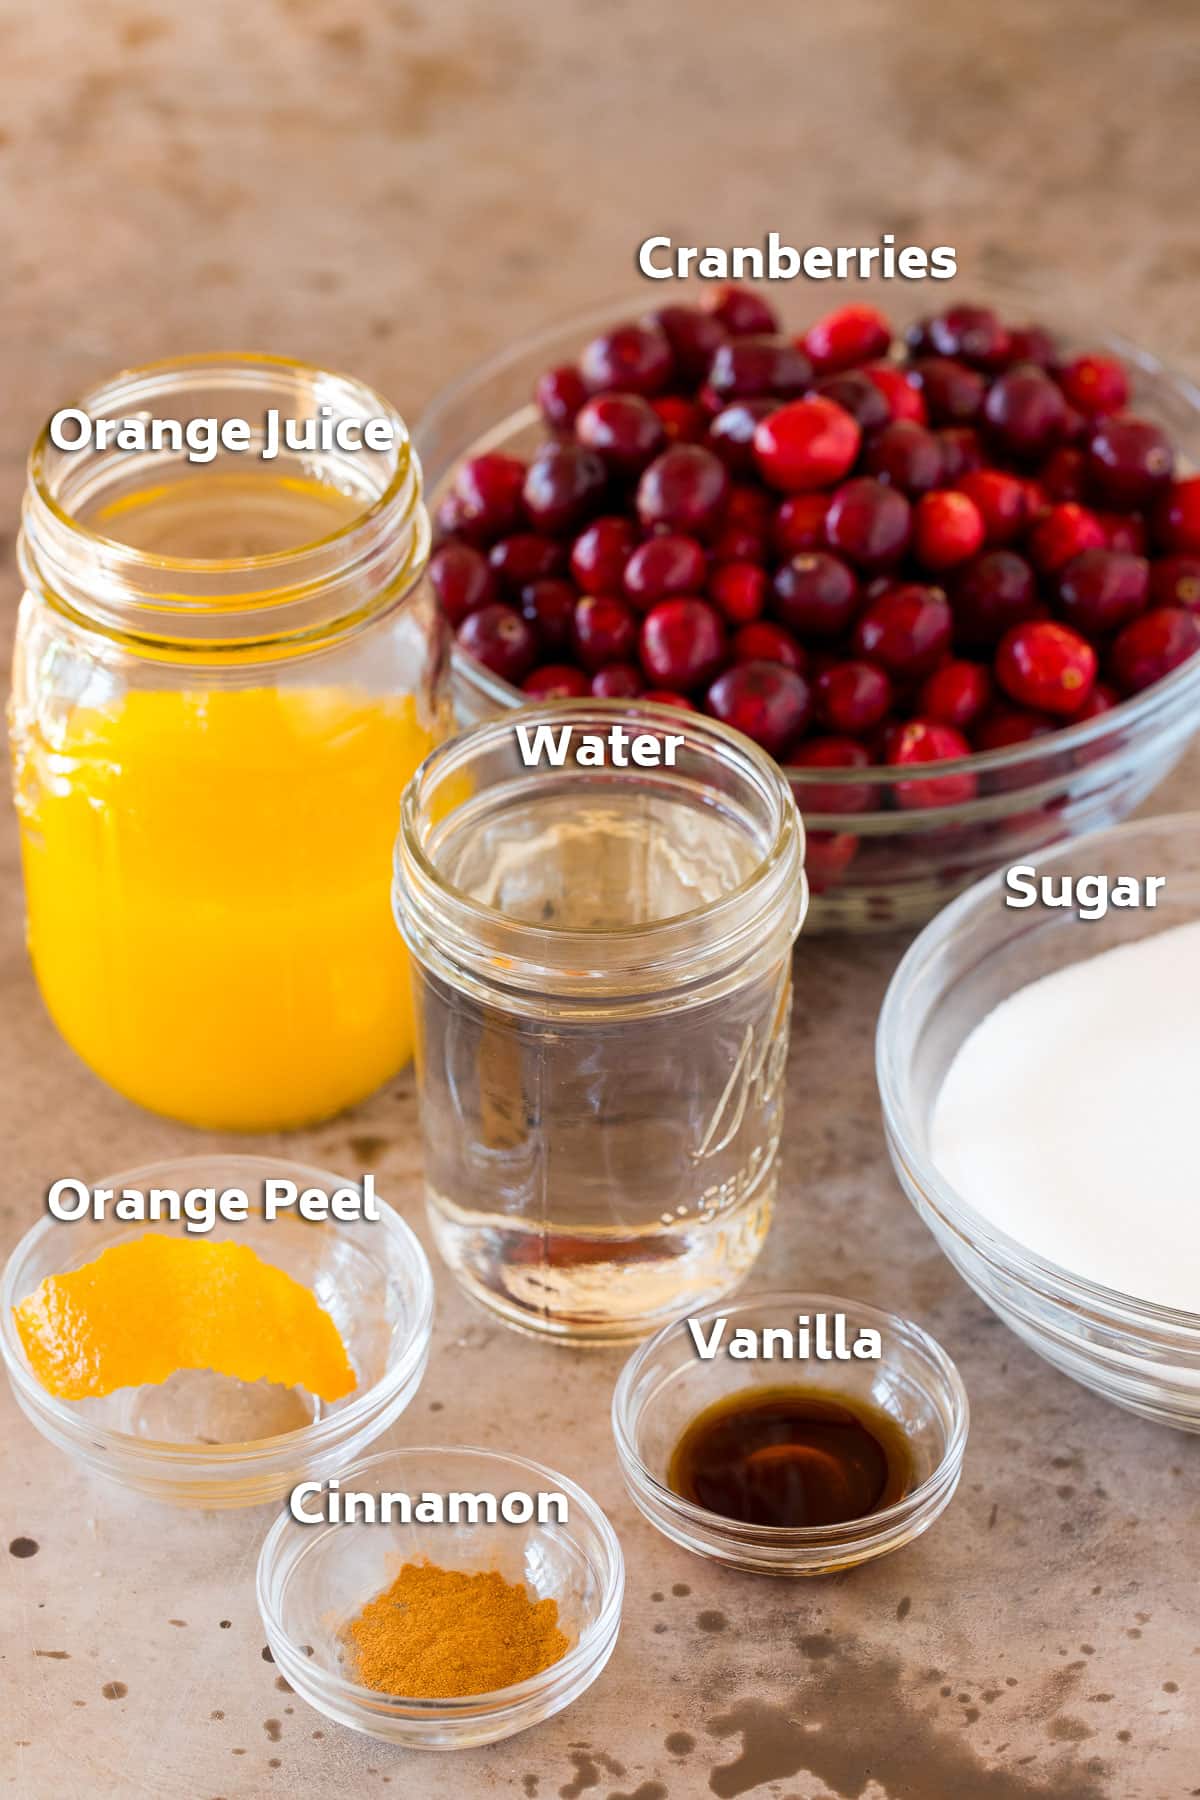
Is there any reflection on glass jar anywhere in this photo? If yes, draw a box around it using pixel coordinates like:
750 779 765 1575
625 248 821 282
394 703 807 1342
10 355 449 1131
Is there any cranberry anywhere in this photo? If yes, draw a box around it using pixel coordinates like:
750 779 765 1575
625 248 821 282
952 550 1039 647
1152 475 1200 553
709 524 767 564
709 560 768 623
732 621 806 671
1005 324 1059 369
453 452 527 538
433 488 485 545
1057 548 1149 636
708 336 811 402
886 720 977 808
816 659 893 735
707 399 779 476
568 517 637 595
574 393 665 473
428 542 497 625
1037 446 1087 502
1150 554 1200 613
637 444 730 536
853 584 952 678
753 397 860 492
704 284 779 336
1087 416 1174 508
536 365 588 430
639 597 726 689
579 320 673 396
1068 680 1119 724
653 396 706 443
642 688 697 710
521 578 577 652
523 663 591 699
489 532 566 593
590 662 644 698
824 477 912 570
803 829 860 891
909 357 986 424
1028 502 1107 575
915 305 1010 370
623 534 708 607
773 551 861 638
936 427 985 482
812 369 890 433
1109 606 1200 694
773 493 830 556
1057 352 1129 417
862 362 928 424
458 602 538 684
572 594 638 671
956 469 1028 544
1099 512 1147 555
996 620 1097 715
646 304 727 382
973 705 1054 751
726 484 774 532
918 659 992 730
706 661 812 755
788 736 875 812
984 367 1067 459
802 303 892 372
523 444 608 535
864 421 943 496
913 490 985 571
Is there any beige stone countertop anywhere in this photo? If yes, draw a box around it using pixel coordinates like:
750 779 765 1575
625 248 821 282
3 3 1200 1796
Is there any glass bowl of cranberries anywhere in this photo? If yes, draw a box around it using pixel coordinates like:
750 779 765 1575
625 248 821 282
415 288 1200 931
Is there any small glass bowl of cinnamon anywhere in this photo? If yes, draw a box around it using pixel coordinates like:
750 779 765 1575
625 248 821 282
256 1444 624 1748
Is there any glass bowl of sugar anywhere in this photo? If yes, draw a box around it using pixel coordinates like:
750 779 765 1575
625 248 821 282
877 812 1200 1431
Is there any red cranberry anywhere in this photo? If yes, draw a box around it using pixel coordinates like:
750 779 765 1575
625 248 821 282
773 552 861 639
816 659 893 735
453 453 527 538
864 421 943 496
917 659 992 730
984 366 1067 459
915 305 1010 370
710 524 767 564
703 284 779 336
862 362 928 424
1152 475 1200 553
707 399 779 476
574 393 665 473
639 597 727 689
433 488 485 545
802 303 892 372
523 444 608 535
852 584 952 677
572 594 638 671
886 719 977 809
936 427 985 481
773 493 830 556
523 663 591 699
1057 352 1129 417
1109 606 1200 694
1087 416 1174 508
646 304 727 382
489 531 567 593
913 490 985 571
623 534 708 607
641 688 697 710
1098 512 1147 555
824 477 912 570
428 542 497 625
569 517 638 595
536 365 588 430
706 661 812 755
709 560 768 623
803 829 859 891
579 320 673 396
520 579 577 652
458 603 538 684
732 621 806 671
591 662 644 698
652 396 707 443
1057 548 1149 636
726 485 774 532
1006 324 1059 368
1150 554 1200 613
996 620 1097 715
753 397 860 492
1028 502 1107 575
708 337 811 402
812 369 890 433
1071 680 1119 723
788 736 875 812
956 469 1028 544
1037 446 1088 502
952 551 1039 646
637 444 730 536
909 357 986 424
973 705 1054 751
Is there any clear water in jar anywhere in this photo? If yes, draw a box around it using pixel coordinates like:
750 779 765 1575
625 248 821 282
415 783 791 1341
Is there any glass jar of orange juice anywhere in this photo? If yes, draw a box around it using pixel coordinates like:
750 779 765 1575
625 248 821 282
10 354 449 1131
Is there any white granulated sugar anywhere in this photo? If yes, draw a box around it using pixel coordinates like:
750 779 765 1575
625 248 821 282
930 919 1200 1312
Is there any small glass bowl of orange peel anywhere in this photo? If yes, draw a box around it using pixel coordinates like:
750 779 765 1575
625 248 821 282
0 1156 433 1508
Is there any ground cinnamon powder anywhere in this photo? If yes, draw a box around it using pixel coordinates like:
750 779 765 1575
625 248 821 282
343 1560 570 1698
